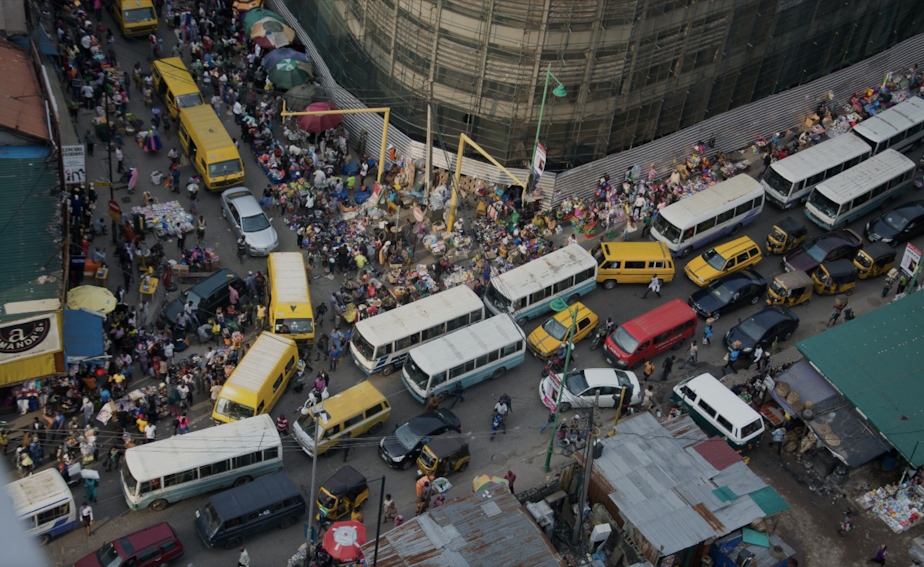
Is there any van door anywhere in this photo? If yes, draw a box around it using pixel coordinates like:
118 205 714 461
652 329 672 354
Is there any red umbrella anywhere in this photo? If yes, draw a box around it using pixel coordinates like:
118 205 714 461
297 101 343 133
322 520 366 563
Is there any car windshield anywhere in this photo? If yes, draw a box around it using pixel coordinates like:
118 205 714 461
541 317 569 341
214 397 254 420
275 318 313 334
124 7 155 23
737 317 767 341
209 159 243 178
176 93 203 108
201 502 222 536
242 213 270 232
652 215 681 244
96 542 122 567
708 281 738 302
702 248 727 270
394 423 423 451
611 326 640 354
802 241 830 262
564 370 589 394
769 279 788 297
882 210 910 231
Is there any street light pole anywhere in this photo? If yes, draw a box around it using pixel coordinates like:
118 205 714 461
528 64 566 200
302 405 325 550
105 92 117 245
544 297 577 472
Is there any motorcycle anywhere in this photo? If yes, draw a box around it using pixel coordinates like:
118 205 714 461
590 328 606 351
490 412 505 441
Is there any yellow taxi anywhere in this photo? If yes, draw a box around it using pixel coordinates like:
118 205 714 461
684 236 762 287
527 302 599 359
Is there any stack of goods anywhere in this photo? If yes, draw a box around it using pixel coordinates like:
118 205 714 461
131 200 193 237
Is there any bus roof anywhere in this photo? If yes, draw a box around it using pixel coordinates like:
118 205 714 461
408 315 525 374
6 469 72 518
312 381 387 420
222 332 297 393
152 57 199 88
852 96 924 143
206 471 301 519
768 133 871 182
675 373 762 426
812 149 916 204
622 299 695 337
124 414 280 481
489 244 596 298
658 175 763 225
354 285 483 346
179 104 237 152
267 252 310 304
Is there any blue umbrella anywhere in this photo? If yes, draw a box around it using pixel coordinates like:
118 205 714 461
262 48 309 70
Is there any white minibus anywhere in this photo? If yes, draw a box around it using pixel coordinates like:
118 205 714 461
349 285 485 375
672 373 765 450
805 149 916 230
483 244 597 323
760 133 872 208
852 96 924 155
7 469 77 544
650 175 765 258
121 414 283 511
402 315 526 403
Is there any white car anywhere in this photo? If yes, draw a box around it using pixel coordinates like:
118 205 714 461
220 187 279 256
540 368 642 412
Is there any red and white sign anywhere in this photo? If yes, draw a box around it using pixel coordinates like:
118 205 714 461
108 199 121 221
532 142 547 179
901 242 921 276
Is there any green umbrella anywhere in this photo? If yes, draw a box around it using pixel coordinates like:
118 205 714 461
267 59 313 91
243 9 285 34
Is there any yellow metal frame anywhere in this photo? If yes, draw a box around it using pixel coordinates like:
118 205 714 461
447 133 527 230
280 102 391 185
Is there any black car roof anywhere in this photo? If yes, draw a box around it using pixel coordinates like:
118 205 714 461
321 465 367 497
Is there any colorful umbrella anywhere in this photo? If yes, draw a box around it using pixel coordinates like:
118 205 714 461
243 9 285 34
322 520 366 563
472 474 508 493
267 59 314 91
283 83 326 109
67 286 117 314
250 20 296 49
262 47 309 70
297 102 343 134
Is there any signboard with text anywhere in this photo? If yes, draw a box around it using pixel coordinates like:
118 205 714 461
62 145 86 185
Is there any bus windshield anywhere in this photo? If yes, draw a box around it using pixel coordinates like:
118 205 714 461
807 191 839 218
351 333 375 360
762 168 791 197
275 318 313 334
200 502 222 536
484 284 511 313
124 7 155 23
122 464 138 495
176 93 203 108
652 215 681 244
215 398 254 420
611 326 640 354
404 357 430 391
209 159 243 178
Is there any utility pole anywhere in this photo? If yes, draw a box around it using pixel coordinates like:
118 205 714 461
424 80 433 193
573 390 598 544
105 91 116 245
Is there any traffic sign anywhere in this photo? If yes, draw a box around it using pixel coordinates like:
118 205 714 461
108 199 121 221
62 145 86 185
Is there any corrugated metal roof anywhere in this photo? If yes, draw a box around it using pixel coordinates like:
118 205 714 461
595 412 786 559
691 437 743 472
0 40 49 142
360 486 564 567
797 290 924 467
0 147 62 323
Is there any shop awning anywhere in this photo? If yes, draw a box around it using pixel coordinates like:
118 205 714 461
63 309 105 362
770 360 889 467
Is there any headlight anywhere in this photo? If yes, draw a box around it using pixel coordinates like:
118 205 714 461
743 347 753 353
697 276 705 284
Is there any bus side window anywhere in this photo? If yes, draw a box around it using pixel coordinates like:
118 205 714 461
366 403 384 417
625 261 644 270
476 355 489 367
697 399 717 418
432 372 447 385
263 447 279 460
679 385 695 400
272 374 283 393
716 414 733 435
682 228 695 242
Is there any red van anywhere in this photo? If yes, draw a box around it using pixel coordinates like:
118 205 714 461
75 522 184 567
604 299 697 369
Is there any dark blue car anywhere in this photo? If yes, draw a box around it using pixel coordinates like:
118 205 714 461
688 269 768 320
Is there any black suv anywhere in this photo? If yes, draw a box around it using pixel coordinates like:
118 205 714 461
163 269 244 326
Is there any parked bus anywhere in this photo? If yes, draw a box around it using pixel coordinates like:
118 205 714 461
121 415 283 511
852 96 924 155
760 133 872 209
483 244 597 323
151 57 204 119
805 149 917 230
650 175 765 258
402 315 526 403
177 105 245 191
212 332 299 424
349 285 485 375
7 469 77 544
266 252 314 346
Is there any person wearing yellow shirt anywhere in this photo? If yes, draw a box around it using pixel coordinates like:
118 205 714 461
256 304 266 331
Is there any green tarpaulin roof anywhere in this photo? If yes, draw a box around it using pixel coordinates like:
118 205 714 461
797 291 924 467
0 147 62 324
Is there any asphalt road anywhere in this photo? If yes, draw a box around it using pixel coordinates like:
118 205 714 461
42 13 924 567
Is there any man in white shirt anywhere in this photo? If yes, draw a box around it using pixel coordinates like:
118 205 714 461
144 423 156 443
232 100 243 124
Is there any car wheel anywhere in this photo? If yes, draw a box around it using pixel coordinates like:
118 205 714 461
400 458 413 470
559 402 571 412
603 279 616 290
711 311 721 322
224 536 243 550
279 516 296 529
750 295 760 305
150 499 169 512
233 476 252 487
782 330 793 341
730 223 742 235
368 422 383 435
458 461 469 473
382 365 394 377
491 367 506 379
679 247 691 259
567 294 579 305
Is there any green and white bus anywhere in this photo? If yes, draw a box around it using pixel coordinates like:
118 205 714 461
402 315 526 403
121 414 283 511
805 149 916 230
